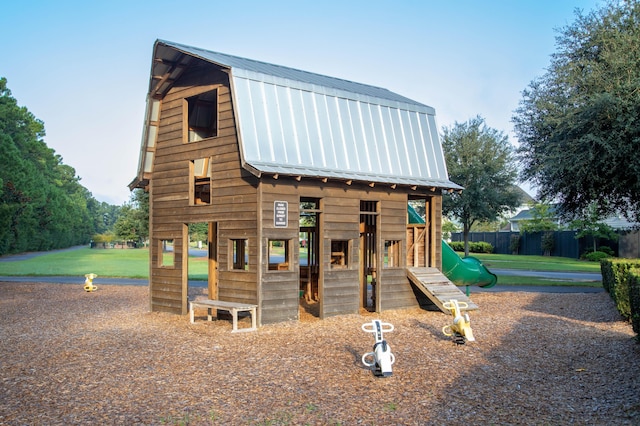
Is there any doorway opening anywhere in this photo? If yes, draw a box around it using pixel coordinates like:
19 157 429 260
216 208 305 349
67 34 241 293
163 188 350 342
186 222 218 302
300 198 320 317
360 201 378 311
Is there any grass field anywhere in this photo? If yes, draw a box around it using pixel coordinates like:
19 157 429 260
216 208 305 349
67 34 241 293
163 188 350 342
0 246 603 287
468 252 601 273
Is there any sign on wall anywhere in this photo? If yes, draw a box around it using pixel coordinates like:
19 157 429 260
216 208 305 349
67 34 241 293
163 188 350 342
274 201 288 228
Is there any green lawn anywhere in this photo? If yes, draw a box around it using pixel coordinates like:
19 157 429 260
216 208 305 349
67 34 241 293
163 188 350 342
0 247 603 287
467 252 601 273
0 247 153 278
458 252 602 287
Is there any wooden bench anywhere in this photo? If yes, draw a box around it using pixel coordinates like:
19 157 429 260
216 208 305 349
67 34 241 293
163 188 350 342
189 299 258 332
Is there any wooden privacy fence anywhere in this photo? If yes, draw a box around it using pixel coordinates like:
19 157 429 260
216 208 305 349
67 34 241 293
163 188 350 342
450 230 626 258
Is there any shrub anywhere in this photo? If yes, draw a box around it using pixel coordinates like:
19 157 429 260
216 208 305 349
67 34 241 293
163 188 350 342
601 259 614 293
92 233 114 243
599 246 615 256
582 246 615 259
471 241 494 253
629 271 640 339
449 241 493 254
584 251 611 262
541 231 555 256
600 259 640 320
449 241 464 252
509 234 520 255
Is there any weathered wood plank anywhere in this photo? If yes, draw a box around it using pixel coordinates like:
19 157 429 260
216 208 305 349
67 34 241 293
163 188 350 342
406 267 478 312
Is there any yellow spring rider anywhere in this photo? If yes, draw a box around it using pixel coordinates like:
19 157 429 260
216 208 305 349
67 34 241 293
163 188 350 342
84 273 98 292
442 299 475 344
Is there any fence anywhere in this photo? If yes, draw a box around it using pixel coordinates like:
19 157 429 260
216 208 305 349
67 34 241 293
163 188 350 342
449 231 621 259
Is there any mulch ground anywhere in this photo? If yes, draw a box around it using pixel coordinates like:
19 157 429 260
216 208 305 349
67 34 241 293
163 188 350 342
1 281 639 425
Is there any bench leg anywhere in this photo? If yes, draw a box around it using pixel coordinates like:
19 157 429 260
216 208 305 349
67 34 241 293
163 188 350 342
231 308 238 332
189 303 195 324
251 308 257 330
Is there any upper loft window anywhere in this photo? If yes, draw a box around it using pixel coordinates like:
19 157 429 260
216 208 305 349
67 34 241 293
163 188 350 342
191 158 211 205
186 89 218 142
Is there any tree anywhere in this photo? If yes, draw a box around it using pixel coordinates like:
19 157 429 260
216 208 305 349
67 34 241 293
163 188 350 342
570 203 619 253
513 0 640 223
441 116 520 256
518 202 560 233
0 77 105 254
113 189 149 245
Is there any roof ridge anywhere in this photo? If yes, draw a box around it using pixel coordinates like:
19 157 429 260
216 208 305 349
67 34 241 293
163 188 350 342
157 39 422 106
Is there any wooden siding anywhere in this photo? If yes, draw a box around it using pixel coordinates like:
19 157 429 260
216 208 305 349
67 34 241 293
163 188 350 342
379 268 418 311
146 57 446 322
258 183 300 324
257 180 438 319
379 196 420 311
149 59 259 314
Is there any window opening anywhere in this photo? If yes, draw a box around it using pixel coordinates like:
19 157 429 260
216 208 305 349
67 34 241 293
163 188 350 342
187 90 218 142
408 199 426 224
191 158 211 205
408 197 430 268
268 239 290 271
160 239 174 267
384 240 401 268
230 239 249 270
330 240 349 268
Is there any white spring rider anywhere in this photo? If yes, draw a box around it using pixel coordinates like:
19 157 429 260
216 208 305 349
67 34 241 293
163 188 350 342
361 319 395 377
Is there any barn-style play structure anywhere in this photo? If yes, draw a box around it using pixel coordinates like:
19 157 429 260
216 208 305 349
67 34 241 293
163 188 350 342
130 40 465 325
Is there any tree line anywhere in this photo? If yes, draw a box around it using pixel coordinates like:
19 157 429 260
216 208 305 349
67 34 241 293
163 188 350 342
0 78 148 255
3 2 637 258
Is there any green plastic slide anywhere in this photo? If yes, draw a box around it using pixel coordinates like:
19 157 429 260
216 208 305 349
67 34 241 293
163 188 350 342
441 240 497 288
407 204 497 288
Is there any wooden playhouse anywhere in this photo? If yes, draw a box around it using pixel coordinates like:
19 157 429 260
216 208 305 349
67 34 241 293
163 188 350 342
129 40 463 325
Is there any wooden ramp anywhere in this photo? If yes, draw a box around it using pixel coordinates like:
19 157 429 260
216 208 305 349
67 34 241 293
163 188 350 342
407 267 478 312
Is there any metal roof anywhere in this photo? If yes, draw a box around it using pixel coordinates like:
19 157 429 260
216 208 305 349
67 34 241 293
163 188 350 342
132 40 462 191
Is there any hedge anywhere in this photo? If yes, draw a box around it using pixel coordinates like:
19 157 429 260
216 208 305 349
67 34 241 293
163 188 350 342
600 258 640 340
630 271 640 337
449 241 494 254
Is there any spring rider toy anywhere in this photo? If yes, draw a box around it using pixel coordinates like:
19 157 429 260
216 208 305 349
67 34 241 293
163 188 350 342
442 299 475 344
361 319 395 377
84 273 98 292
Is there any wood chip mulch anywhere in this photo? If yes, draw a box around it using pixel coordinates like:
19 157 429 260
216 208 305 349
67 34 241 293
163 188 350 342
1 281 639 425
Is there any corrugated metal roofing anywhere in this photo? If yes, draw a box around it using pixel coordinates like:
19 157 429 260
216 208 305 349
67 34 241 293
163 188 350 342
133 40 461 190
157 40 432 111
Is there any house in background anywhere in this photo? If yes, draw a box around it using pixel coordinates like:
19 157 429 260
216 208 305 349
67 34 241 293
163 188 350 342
509 204 638 234
506 204 640 257
508 203 561 232
129 40 462 325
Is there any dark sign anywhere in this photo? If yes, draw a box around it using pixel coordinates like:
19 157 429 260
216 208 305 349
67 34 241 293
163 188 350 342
274 201 288 227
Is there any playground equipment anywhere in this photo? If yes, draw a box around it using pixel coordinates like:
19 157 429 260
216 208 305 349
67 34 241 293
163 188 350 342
442 299 475 344
441 240 497 288
361 320 395 377
84 273 98 292
407 205 496 288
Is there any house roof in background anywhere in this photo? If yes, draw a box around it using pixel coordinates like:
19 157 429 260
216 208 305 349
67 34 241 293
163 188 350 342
509 204 638 230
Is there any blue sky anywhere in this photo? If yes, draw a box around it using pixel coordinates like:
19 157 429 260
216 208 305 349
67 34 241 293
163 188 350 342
2 0 602 205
